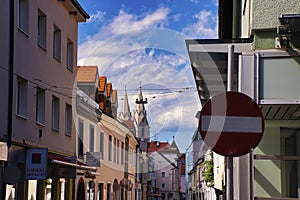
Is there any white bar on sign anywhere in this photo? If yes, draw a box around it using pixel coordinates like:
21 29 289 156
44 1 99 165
201 115 262 133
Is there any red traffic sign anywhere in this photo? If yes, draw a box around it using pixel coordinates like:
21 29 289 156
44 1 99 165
199 91 264 157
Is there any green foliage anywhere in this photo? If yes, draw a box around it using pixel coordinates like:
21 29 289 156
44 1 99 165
202 154 214 187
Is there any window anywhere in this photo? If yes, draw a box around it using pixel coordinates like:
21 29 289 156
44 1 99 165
162 172 165 178
66 39 74 71
53 25 61 61
51 96 59 131
38 9 46 48
107 183 111 200
89 125 94 152
117 140 119 164
65 104 72 135
100 132 104 160
18 0 29 33
121 142 124 165
17 76 27 117
253 128 300 199
98 183 104 200
78 119 84 158
36 87 45 124
162 183 165 188
108 135 112 161
114 138 117 162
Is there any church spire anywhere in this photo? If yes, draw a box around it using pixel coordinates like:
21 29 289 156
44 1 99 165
119 86 131 121
134 85 148 126
133 84 150 151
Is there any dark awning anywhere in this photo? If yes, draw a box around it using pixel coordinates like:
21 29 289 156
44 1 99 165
48 153 97 171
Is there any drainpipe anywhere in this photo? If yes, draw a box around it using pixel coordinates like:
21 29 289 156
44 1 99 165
232 0 241 38
8 0 15 149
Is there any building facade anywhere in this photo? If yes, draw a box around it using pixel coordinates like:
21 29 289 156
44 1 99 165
186 129 217 200
0 0 88 199
148 141 181 200
77 66 139 200
187 0 300 199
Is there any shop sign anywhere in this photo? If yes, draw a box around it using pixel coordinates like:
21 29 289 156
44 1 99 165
86 152 101 167
0 142 8 161
25 148 47 180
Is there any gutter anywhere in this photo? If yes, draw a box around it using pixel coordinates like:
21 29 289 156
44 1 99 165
70 0 90 19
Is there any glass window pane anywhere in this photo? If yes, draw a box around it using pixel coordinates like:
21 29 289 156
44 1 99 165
52 96 59 130
66 39 73 71
78 119 84 158
53 25 61 61
38 10 46 48
19 0 29 33
17 77 27 117
65 104 72 135
36 87 45 124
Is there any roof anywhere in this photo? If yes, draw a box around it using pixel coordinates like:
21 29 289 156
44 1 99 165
107 83 112 97
77 66 98 83
70 0 90 20
185 39 252 106
122 120 135 130
98 76 107 92
119 87 132 121
171 138 180 153
148 141 171 153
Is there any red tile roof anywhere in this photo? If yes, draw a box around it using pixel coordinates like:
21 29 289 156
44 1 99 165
98 76 107 92
77 66 98 83
107 83 112 97
148 142 170 153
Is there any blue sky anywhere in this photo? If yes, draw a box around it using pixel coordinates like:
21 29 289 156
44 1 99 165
77 0 218 152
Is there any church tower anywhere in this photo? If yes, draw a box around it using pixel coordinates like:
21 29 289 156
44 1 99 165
133 86 150 152
118 87 135 134
119 87 131 121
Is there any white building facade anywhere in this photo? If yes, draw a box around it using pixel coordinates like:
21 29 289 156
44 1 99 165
0 0 88 199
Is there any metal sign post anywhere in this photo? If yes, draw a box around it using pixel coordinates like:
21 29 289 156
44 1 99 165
226 44 234 200
198 45 264 200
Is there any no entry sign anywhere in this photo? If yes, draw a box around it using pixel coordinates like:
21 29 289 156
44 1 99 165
199 91 264 157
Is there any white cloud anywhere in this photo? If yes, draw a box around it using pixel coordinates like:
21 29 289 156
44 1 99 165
78 7 202 149
91 7 170 40
87 10 106 23
182 10 218 39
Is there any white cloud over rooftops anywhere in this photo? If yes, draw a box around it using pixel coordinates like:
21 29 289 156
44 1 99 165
77 6 216 147
182 10 218 38
87 10 106 23
91 7 170 40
